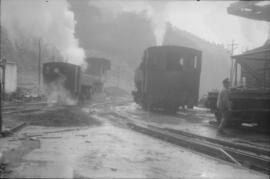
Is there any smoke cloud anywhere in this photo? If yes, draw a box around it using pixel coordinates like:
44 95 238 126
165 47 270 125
88 0 169 45
2 0 86 66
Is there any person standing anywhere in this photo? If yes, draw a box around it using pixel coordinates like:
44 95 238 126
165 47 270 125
217 78 231 134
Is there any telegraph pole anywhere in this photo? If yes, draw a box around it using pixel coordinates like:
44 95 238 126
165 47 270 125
38 39 41 95
0 0 2 133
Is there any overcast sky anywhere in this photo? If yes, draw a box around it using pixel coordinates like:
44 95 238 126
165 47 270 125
167 1 269 53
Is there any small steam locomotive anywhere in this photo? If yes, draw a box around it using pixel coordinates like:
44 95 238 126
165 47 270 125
42 62 103 104
132 45 202 112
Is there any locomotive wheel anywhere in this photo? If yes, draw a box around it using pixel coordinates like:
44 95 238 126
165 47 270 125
164 105 178 114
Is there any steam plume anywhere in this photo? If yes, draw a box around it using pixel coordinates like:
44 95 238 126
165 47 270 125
88 0 169 45
2 0 85 66
45 72 77 106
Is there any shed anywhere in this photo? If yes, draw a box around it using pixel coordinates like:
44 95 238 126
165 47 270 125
0 61 18 93
232 43 270 88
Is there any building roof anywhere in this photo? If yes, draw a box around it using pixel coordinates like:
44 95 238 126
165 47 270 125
232 43 270 61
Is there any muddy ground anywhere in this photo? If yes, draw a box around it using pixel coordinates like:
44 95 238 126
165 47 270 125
0 96 268 178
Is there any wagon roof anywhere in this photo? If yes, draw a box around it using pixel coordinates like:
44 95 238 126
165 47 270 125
232 43 270 61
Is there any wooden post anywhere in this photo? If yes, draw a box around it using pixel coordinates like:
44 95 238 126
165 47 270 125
240 64 243 86
235 60 238 87
0 82 2 133
38 39 41 95
2 59 5 100
228 40 238 83
0 0 3 133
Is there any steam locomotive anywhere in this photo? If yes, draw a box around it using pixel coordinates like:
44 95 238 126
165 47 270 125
42 62 103 103
132 45 202 112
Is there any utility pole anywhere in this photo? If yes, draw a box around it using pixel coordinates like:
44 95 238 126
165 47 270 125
0 0 2 133
38 39 41 96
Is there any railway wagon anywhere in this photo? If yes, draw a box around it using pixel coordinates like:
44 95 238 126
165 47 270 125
207 89 270 127
43 62 102 101
207 43 270 128
132 45 202 112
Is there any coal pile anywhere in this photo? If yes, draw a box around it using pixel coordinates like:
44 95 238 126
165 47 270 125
17 106 102 127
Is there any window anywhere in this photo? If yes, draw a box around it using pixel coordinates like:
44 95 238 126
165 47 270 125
167 57 184 71
179 58 184 66
194 56 198 69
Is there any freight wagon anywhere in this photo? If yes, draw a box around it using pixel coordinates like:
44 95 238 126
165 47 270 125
207 44 270 128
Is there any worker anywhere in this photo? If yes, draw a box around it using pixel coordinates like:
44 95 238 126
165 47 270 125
217 78 231 134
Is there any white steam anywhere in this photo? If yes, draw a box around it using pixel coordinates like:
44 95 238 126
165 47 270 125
45 72 77 106
2 0 85 66
89 0 169 45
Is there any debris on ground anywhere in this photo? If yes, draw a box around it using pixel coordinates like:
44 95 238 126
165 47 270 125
0 130 12 138
4 87 46 104
0 162 11 178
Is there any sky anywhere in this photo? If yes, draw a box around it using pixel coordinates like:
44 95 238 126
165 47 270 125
166 1 269 54
89 0 270 55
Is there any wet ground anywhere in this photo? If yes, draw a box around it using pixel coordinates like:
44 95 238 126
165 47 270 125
115 103 270 149
0 96 269 178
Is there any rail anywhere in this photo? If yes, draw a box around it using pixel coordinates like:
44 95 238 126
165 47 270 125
110 111 270 175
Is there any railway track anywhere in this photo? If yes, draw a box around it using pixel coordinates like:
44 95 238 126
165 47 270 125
2 102 47 115
2 98 132 115
109 111 270 175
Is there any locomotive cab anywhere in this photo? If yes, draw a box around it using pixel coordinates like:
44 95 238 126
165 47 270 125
133 45 202 112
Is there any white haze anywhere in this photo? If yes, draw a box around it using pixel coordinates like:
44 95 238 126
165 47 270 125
89 0 269 52
2 0 86 66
